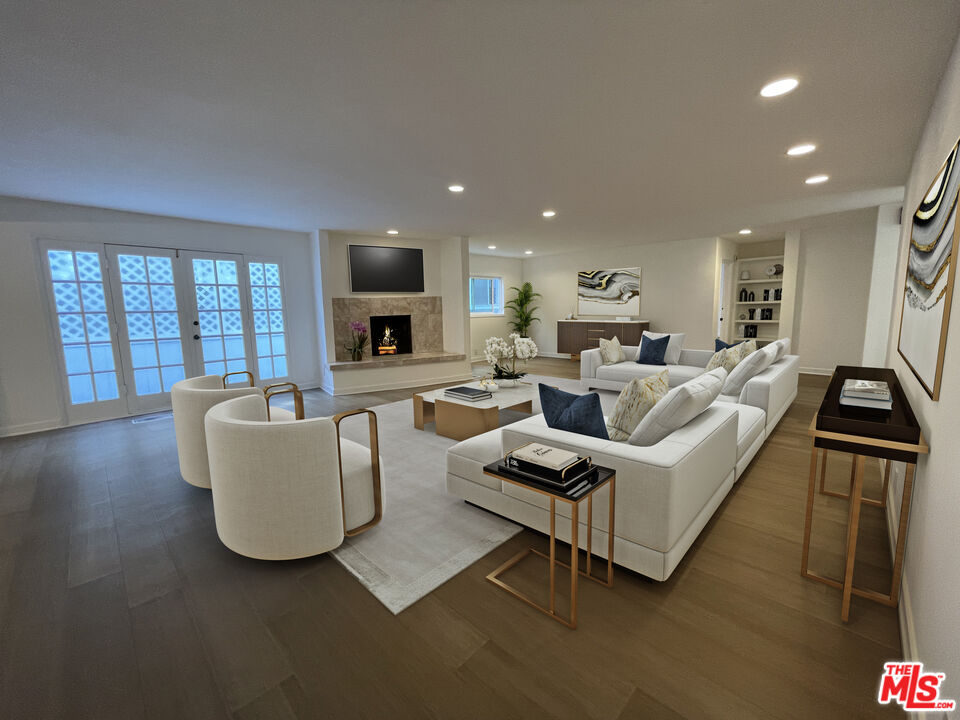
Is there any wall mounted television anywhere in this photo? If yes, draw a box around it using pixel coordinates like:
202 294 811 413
348 245 425 292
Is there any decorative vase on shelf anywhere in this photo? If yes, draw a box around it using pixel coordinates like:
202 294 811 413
351 348 363 362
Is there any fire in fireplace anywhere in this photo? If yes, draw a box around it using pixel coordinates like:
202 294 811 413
369 314 412 356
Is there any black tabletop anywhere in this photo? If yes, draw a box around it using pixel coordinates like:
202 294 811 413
815 366 922 461
483 460 615 501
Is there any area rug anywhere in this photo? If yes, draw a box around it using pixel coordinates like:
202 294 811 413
330 373 594 614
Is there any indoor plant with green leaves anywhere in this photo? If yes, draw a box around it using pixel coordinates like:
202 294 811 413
506 282 541 337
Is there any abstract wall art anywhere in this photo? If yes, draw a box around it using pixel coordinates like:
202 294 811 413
898 136 960 400
577 268 641 316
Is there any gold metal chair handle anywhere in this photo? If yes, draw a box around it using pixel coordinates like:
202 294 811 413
222 370 255 388
264 383 305 420
332 408 383 537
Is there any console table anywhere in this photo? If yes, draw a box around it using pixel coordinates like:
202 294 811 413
556 320 650 356
800 366 928 622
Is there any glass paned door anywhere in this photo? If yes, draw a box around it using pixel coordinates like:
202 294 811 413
42 243 127 422
105 246 189 412
248 261 289 379
182 252 253 384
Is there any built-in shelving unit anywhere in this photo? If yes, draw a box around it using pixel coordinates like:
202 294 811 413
735 254 785 346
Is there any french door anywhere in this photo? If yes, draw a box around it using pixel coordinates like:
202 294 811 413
180 251 254 383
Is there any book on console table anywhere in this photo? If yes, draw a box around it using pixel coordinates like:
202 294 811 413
842 379 892 401
839 392 893 410
443 386 492 402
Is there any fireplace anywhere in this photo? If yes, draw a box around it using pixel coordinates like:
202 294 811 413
369 314 412 356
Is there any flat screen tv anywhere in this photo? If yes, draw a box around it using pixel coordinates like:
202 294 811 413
348 245 424 293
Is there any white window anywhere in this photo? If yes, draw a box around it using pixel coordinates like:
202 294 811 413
469 276 504 316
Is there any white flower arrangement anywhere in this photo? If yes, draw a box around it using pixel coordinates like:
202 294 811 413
484 333 538 379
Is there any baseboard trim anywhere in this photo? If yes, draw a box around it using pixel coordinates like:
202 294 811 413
539 352 573 359
799 366 834 376
331 372 475 396
0 418 64 437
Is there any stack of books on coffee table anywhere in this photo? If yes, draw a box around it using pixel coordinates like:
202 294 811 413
839 378 893 410
443 385 492 402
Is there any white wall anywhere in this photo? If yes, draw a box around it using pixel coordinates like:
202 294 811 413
862 203 902 366
883 30 960 688
521 236 719 355
790 209 878 373
468 254 523 360
0 196 319 435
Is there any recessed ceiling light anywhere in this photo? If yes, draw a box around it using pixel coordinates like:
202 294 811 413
542 209 556 218
386 229 399 235
805 174 829 185
448 184 464 193
760 77 799 98
487 245 496 250
787 143 816 156
739 229 752 235
524 250 533 255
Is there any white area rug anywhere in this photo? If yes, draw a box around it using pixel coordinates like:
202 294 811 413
331 373 597 614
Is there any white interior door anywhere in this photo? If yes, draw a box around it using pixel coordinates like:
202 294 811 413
105 246 190 412
180 251 255 384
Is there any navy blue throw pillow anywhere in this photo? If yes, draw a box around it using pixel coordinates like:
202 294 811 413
538 384 609 440
715 338 744 352
635 334 669 365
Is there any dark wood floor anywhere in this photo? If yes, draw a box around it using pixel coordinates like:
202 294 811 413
0 359 901 719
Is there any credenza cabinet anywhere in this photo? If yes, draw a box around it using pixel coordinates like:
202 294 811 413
556 320 650 356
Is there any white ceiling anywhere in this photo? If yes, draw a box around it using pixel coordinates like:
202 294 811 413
1 1 958 256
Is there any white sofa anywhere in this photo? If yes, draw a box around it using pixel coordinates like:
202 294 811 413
445 348 799 581
582 345 800 434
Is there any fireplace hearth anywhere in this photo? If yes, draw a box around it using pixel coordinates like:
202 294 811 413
370 314 413 356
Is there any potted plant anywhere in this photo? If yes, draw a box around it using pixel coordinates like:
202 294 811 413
345 320 369 361
484 333 538 385
505 282 541 337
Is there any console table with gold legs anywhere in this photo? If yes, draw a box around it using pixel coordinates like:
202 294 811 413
482 460 615 629
800 366 928 623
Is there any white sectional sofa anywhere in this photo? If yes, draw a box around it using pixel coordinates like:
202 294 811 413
445 346 800 581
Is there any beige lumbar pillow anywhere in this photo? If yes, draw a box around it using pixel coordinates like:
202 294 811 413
705 346 741 374
598 336 626 365
606 370 669 441
629 368 727 447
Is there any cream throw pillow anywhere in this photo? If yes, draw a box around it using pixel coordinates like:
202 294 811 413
606 370 669 441
736 339 757 362
598 336 626 365
629 368 727 447
705 346 741 374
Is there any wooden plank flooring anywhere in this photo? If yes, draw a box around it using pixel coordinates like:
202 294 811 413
0 359 901 719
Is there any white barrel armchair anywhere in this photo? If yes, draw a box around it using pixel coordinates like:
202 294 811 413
204 394 384 560
171 373 299 488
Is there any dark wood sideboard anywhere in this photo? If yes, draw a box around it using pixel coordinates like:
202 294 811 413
557 320 650 356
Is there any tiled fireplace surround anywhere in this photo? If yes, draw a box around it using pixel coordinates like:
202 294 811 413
331 296 443 362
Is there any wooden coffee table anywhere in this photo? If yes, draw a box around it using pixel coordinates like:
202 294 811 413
412 381 536 440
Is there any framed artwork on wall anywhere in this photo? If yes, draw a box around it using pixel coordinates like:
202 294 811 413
577 268 641 316
898 136 960 400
